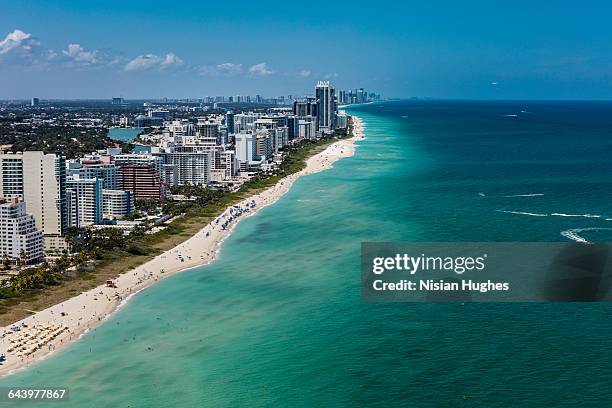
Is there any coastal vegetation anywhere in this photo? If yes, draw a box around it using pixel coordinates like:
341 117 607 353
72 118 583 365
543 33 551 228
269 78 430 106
0 123 353 325
0 123 128 159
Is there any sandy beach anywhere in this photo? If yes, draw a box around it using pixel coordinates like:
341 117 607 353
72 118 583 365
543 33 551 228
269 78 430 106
0 116 365 377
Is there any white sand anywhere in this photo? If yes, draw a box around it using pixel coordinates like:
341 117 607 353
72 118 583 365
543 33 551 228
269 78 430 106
0 116 366 376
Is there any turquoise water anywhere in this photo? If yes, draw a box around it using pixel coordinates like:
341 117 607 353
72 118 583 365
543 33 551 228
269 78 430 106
3 101 612 406
108 127 143 141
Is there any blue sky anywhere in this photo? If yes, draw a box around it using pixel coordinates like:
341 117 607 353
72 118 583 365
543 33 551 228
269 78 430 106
1 0 612 99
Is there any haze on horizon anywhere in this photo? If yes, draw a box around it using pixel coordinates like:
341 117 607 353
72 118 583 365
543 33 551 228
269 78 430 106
1 0 612 100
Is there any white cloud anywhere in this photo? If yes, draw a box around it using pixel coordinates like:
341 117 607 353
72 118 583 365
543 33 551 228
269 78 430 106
248 62 273 76
0 29 39 56
124 52 183 72
62 43 98 64
217 62 243 74
199 62 243 76
46 49 58 61
299 69 311 78
161 52 183 68
125 54 158 71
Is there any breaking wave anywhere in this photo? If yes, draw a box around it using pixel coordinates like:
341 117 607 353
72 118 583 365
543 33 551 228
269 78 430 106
497 210 548 217
501 193 544 197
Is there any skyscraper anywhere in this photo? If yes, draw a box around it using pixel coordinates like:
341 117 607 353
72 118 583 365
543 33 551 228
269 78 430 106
293 98 318 117
22 151 68 254
315 81 336 133
226 112 235 134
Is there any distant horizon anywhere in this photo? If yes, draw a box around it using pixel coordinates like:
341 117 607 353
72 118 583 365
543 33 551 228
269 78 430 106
5 97 612 103
3 1 612 100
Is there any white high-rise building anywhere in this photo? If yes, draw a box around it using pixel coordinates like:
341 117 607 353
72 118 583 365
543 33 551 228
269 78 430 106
67 161 120 190
196 119 220 145
336 110 348 129
235 131 257 170
154 151 211 186
234 113 260 133
102 189 134 220
210 150 238 182
298 120 316 140
0 197 44 265
22 151 68 254
66 176 103 228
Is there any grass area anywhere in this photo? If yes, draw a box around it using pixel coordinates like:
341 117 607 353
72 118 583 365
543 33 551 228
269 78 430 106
0 132 350 326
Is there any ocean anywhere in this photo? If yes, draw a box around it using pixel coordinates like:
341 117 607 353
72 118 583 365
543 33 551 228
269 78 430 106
108 127 144 142
2 100 612 407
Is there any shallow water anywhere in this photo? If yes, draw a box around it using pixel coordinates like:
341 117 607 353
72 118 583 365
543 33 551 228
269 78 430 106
3 100 612 407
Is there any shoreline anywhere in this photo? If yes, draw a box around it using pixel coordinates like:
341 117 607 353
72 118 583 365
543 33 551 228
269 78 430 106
0 116 366 377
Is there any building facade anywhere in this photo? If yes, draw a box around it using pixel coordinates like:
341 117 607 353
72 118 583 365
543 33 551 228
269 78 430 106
102 189 134 220
315 81 336 133
0 198 44 265
119 164 166 200
22 151 68 254
66 176 103 228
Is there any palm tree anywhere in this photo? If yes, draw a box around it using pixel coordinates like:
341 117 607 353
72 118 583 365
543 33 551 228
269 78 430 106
1 253 10 269
19 249 27 267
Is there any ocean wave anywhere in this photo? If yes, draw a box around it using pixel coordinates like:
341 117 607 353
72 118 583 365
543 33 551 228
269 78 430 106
497 210 548 217
504 114 518 117
560 227 612 243
501 193 544 197
561 229 591 243
551 213 601 218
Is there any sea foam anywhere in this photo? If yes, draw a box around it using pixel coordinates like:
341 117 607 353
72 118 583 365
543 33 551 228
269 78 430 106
497 210 548 217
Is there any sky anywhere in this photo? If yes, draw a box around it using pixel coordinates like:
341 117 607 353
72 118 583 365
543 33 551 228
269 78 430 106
1 0 612 100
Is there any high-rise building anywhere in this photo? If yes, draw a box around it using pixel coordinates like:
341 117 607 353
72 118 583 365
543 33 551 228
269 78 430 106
315 81 336 133
298 120 316 140
234 113 260 133
197 120 220 145
66 176 103 228
336 110 348 129
22 151 68 254
67 160 120 190
357 88 366 103
102 189 134 220
0 153 24 198
0 197 44 265
226 112 235 134
154 151 211 186
235 132 257 171
255 130 272 159
293 98 318 117
31 98 40 107
119 164 166 200
286 116 299 140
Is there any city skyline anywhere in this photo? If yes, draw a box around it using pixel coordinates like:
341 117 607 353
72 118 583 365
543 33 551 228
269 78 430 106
2 1 612 100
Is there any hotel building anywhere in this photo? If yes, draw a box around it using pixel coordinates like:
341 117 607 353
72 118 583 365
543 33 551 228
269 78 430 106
66 176 103 228
102 189 134 220
0 197 44 265
22 151 69 254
